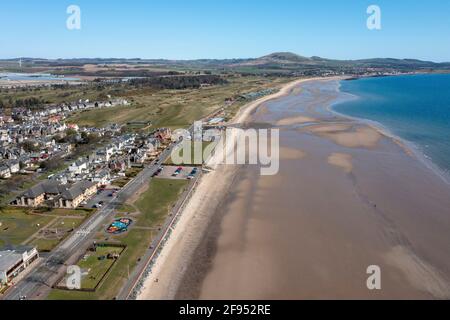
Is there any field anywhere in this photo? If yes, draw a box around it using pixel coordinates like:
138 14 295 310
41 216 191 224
47 178 189 300
165 141 213 166
56 245 126 291
0 207 53 247
0 207 94 250
134 179 189 228
0 84 119 107
67 76 291 129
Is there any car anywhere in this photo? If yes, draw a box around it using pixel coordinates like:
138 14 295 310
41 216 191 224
172 167 183 177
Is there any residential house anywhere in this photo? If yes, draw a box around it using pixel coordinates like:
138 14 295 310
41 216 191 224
0 166 11 179
57 181 97 209
68 159 89 175
14 180 97 209
7 160 20 174
91 169 111 186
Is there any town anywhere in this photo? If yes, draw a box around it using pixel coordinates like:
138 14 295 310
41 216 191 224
0 81 229 300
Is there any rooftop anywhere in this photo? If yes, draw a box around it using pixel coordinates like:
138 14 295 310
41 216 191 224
0 246 35 272
0 251 22 272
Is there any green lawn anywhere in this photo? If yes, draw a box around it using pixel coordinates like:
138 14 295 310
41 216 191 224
135 179 189 228
29 216 86 252
0 206 93 251
0 207 54 247
33 207 95 217
116 204 137 214
47 178 189 300
76 246 125 290
165 141 212 166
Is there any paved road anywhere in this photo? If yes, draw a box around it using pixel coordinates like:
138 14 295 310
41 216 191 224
3 146 175 300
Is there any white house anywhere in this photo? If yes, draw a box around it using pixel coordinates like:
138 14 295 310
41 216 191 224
7 160 20 174
0 246 39 286
68 159 89 175
0 166 11 179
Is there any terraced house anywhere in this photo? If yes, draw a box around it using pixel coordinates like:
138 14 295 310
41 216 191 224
13 180 97 209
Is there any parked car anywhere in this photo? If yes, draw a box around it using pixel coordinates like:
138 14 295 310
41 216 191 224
187 167 198 179
172 167 183 177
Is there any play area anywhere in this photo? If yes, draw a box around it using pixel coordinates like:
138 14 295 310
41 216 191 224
106 218 133 235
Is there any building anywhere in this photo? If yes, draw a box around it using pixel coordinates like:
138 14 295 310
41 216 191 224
14 181 65 207
154 128 172 142
68 159 89 175
0 165 11 179
13 180 98 209
7 160 20 174
57 181 97 208
91 169 111 186
0 246 39 286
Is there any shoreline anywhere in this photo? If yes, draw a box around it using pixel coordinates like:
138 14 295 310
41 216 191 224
138 76 450 300
329 77 450 185
136 77 324 300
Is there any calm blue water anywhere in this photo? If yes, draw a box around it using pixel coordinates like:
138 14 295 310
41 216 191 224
334 74 450 174
0 73 79 81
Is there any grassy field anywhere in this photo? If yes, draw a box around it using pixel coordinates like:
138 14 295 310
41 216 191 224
0 207 54 247
165 141 212 165
47 178 189 300
135 179 189 228
75 246 125 291
29 216 86 252
67 76 291 129
0 84 119 107
0 207 93 250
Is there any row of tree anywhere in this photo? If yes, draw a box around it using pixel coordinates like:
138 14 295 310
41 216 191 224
128 75 228 90
0 97 48 110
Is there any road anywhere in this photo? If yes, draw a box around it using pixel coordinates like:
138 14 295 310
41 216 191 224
3 145 176 300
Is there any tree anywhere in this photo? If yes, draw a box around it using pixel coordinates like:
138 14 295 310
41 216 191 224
40 156 64 172
20 141 40 153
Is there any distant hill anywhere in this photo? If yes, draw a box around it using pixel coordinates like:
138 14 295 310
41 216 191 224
230 52 450 69
1 52 449 76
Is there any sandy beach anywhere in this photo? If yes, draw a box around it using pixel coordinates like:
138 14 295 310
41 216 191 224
138 77 450 300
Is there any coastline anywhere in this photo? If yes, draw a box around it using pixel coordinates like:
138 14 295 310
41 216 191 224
329 76 450 185
138 76 450 300
136 77 320 300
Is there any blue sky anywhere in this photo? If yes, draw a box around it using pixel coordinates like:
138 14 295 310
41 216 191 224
1 0 450 61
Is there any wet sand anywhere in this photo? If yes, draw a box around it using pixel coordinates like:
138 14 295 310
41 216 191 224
141 78 450 300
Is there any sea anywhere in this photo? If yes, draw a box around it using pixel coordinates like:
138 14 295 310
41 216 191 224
334 73 450 177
